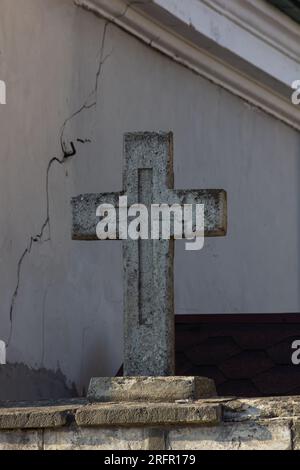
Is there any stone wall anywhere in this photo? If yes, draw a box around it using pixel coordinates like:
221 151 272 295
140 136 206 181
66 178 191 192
0 396 300 450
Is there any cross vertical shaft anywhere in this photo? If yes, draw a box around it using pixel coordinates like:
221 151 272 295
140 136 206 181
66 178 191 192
138 168 153 325
123 133 175 376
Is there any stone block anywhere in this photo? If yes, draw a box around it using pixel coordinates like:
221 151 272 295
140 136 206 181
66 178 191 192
76 401 221 427
0 430 42 450
87 376 216 402
223 397 300 422
167 420 292 450
0 403 78 429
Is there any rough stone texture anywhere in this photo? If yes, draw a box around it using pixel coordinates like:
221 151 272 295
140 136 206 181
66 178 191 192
223 397 300 422
87 376 217 402
0 404 78 430
167 420 292 450
292 418 300 450
0 430 43 450
44 427 165 450
72 132 227 377
71 193 121 240
76 401 221 427
0 397 300 450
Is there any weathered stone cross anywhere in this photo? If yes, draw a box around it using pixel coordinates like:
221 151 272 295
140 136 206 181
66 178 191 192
72 132 227 377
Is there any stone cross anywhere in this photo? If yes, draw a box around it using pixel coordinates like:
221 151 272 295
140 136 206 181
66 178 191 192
72 132 227 376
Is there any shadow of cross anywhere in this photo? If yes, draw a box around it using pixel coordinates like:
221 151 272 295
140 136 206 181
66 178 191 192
71 132 227 376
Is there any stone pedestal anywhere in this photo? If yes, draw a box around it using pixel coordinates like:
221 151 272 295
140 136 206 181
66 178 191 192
87 376 217 402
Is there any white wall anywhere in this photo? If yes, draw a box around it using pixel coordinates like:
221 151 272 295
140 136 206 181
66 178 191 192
0 0 299 397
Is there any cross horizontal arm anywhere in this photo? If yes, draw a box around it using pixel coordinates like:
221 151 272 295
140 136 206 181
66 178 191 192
168 189 227 237
72 192 122 240
72 189 227 241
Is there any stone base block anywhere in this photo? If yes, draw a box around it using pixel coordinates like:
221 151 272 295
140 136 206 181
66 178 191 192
87 376 217 402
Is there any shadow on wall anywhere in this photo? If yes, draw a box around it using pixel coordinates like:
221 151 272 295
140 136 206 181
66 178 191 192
0 363 77 402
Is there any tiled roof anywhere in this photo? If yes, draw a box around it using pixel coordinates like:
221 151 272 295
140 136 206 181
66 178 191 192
175 314 300 397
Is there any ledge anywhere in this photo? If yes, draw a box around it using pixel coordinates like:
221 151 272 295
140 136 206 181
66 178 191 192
2 396 300 430
0 399 86 430
222 396 300 422
76 401 221 427
0 399 220 429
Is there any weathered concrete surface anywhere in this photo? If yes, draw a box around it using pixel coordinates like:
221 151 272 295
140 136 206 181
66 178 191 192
87 376 216 402
291 418 300 450
223 396 300 422
0 430 43 450
0 404 77 430
1 396 300 449
76 402 221 427
122 132 174 376
44 427 165 451
167 420 292 450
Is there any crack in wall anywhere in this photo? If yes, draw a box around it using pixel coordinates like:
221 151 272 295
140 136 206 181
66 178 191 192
7 154 74 347
7 15 112 351
59 16 112 156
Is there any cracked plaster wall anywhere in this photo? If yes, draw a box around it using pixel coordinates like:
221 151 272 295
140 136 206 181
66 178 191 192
0 0 299 399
